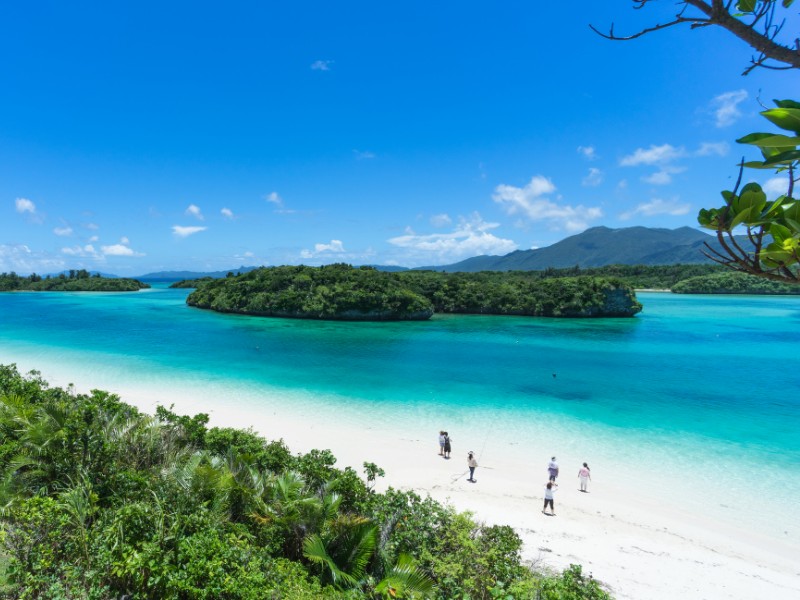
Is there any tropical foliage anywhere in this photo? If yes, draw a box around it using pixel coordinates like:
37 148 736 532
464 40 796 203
0 364 613 599
0 270 148 292
187 264 434 320
185 264 642 319
697 99 800 284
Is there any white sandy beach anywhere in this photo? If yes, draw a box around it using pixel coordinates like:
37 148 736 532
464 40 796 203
5 353 796 600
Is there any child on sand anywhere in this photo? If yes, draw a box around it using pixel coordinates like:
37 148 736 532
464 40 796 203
543 481 558 515
438 431 445 456
578 462 591 492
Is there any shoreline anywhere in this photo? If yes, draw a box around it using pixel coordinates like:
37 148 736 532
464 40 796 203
4 355 798 600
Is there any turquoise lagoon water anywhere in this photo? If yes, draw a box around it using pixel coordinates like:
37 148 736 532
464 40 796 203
1 286 799 538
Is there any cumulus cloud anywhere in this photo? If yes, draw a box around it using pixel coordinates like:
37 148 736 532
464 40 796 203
61 244 99 257
388 213 518 264
577 146 597 160
430 213 452 227
15 198 36 214
620 144 686 167
102 244 141 256
300 240 346 258
619 198 691 220
311 60 332 71
696 142 729 157
185 204 204 220
221 208 234 219
711 90 748 127
172 225 207 238
582 168 603 187
492 175 602 232
0 244 64 273
763 177 790 197
53 226 73 237
640 166 686 185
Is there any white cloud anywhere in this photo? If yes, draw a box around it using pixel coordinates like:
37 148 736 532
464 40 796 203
266 192 283 207
311 60 332 71
492 175 602 231
430 213 452 227
388 213 518 264
0 244 64 273
696 142 729 157
88 235 99 242
53 226 73 237
711 90 748 127
61 244 99 257
763 176 790 197
577 146 596 160
314 239 345 253
185 204 204 220
221 208 234 219
353 149 376 160
102 244 143 257
619 198 691 220
119 236 130 245
15 198 36 214
620 144 686 167
642 171 673 185
582 167 603 187
172 225 207 238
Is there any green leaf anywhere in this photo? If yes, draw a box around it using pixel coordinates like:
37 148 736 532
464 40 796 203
742 160 774 169
763 149 800 166
774 99 800 110
721 190 735 203
761 108 800 135
782 0 794 9
768 223 792 243
736 0 756 11
782 200 800 223
736 132 800 148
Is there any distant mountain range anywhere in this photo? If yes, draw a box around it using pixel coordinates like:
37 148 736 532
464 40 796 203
135 266 260 281
416 226 724 272
117 227 732 280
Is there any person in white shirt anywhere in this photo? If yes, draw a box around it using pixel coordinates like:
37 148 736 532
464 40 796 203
438 431 446 456
547 457 559 482
467 451 478 482
543 481 558 515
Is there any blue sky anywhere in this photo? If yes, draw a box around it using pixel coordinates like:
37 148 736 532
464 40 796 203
1 1 796 275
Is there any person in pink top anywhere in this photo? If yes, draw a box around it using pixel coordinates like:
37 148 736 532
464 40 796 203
578 462 591 492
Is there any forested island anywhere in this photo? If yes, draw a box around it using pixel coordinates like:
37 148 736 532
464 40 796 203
0 364 611 599
0 270 149 292
183 264 642 320
672 271 800 295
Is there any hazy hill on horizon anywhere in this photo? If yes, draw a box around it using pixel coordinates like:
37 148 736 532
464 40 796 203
416 226 721 272
126 227 732 280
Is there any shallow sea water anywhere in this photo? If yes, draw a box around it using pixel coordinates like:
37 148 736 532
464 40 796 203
1 286 798 539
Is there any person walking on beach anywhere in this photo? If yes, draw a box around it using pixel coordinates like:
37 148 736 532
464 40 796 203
438 431 446 456
443 432 452 459
467 451 478 482
578 462 591 492
543 481 558 515
547 456 559 482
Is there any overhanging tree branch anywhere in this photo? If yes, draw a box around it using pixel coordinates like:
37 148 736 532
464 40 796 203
591 0 800 75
